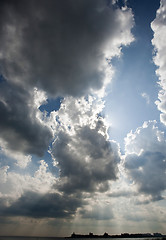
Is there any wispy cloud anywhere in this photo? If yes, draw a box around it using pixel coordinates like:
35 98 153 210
141 92 150 104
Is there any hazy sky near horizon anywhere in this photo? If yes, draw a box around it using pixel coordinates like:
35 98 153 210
0 0 166 237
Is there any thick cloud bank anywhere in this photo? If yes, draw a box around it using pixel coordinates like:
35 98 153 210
0 0 134 158
151 0 166 125
0 0 134 97
0 191 82 219
125 121 166 201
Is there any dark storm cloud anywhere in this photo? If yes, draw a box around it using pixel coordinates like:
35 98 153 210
0 191 83 219
0 81 52 156
52 124 120 194
0 0 133 97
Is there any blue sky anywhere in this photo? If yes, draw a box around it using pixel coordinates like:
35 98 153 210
0 0 166 237
105 0 161 150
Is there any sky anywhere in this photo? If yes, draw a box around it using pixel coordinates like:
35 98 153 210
0 0 166 237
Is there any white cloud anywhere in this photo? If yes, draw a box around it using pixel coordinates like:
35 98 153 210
0 160 56 201
151 0 166 125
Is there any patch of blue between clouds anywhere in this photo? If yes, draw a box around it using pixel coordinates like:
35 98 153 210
115 0 127 8
39 97 63 115
21 152 59 178
39 97 63 176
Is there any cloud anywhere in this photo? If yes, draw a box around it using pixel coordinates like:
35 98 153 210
124 121 166 200
151 0 166 125
53 126 120 194
0 0 134 160
141 92 150 104
0 81 52 156
0 96 121 220
108 190 137 198
0 191 83 219
0 160 56 200
0 138 31 169
50 97 121 194
0 0 135 223
0 0 134 97
0 158 83 220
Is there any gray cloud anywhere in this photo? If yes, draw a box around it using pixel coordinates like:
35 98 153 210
125 151 166 198
0 81 52 156
48 97 121 196
124 121 166 201
0 191 83 219
52 123 120 194
0 0 134 97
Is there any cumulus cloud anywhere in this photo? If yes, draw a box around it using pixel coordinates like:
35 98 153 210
0 81 52 156
0 0 134 97
0 138 31 169
151 0 166 125
50 97 121 194
0 159 83 220
0 160 56 200
124 121 166 200
0 96 121 220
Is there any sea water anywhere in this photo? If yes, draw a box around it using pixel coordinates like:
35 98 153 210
0 237 163 240
0 237 63 240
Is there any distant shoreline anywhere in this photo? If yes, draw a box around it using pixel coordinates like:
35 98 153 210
67 232 166 239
